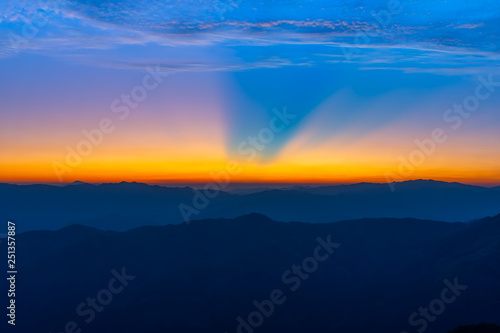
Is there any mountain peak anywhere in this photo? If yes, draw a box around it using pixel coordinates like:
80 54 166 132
66 180 91 186
234 212 275 222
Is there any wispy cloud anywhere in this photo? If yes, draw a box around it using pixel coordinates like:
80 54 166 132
1 0 499 73
455 23 485 29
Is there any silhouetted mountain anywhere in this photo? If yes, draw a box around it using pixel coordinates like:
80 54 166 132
68 180 93 186
448 323 500 332
1 180 500 231
286 179 486 195
228 187 282 195
3 213 500 333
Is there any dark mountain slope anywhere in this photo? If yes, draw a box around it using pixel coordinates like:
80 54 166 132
3 213 500 333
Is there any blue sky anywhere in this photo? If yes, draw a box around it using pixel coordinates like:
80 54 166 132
1 0 500 184
1 0 499 72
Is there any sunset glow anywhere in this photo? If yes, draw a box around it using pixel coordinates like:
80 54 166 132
1 0 500 186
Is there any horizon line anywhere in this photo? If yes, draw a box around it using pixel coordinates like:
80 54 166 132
1 178 499 189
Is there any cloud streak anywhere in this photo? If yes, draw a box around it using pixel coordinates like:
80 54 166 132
1 0 499 73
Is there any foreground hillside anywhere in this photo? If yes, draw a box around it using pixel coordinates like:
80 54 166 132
2 213 500 333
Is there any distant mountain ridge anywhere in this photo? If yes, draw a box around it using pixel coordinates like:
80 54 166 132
1 179 499 231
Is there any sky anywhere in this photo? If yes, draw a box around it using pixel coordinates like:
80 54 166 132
1 0 500 185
